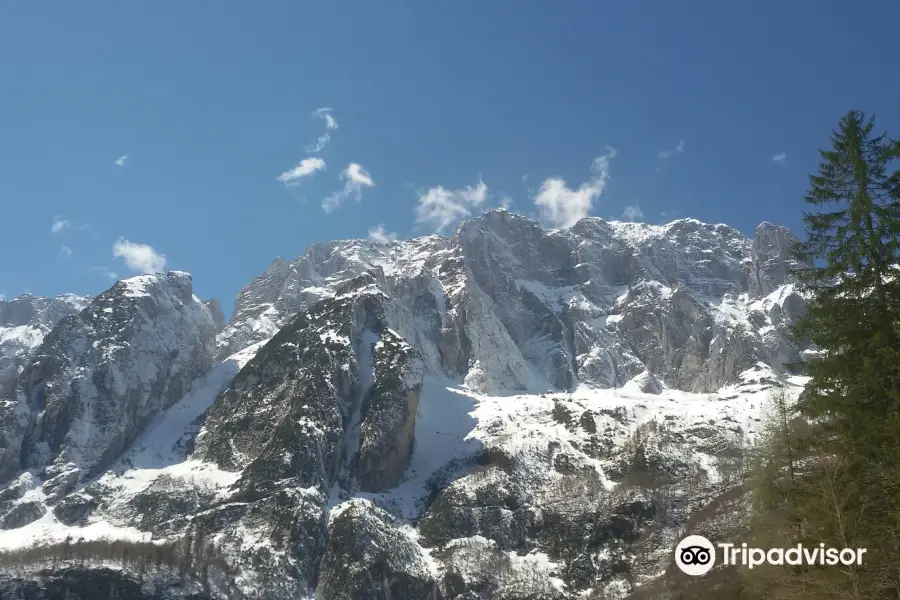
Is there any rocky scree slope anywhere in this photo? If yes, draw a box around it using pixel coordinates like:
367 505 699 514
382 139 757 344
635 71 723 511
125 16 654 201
0 211 809 599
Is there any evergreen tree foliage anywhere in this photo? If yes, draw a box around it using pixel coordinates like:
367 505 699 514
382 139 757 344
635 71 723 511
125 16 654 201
747 110 900 599
793 110 900 442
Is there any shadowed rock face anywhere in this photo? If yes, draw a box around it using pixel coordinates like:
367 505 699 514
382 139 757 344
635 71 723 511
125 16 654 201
203 299 227 332
316 499 442 600
186 283 430 597
0 293 90 400
0 272 216 487
356 329 425 492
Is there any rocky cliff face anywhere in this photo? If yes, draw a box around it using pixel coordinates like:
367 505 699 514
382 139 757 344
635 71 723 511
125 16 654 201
186 277 432 597
218 211 807 395
355 329 425 493
0 272 216 529
203 299 227 332
0 212 809 600
0 293 90 399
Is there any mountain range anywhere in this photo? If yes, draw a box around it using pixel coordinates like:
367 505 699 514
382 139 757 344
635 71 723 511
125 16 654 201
0 210 810 599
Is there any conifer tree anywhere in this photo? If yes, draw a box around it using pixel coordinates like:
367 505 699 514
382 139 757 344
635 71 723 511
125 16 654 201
793 110 900 597
746 111 900 599
793 110 900 442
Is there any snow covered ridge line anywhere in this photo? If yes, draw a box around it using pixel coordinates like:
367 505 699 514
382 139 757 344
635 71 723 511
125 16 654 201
218 210 807 397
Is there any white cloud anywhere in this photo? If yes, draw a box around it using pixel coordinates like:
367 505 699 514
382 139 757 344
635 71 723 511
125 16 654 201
368 224 398 244
90 266 119 281
114 155 129 166
772 152 788 166
622 205 644 221
51 217 70 234
416 180 489 232
60 246 73 259
322 163 375 213
305 133 332 154
533 147 616 228
277 157 327 185
112 239 166 273
657 139 685 161
305 108 339 153
312 107 338 131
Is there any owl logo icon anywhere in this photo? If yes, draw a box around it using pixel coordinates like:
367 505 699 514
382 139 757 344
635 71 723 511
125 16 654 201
675 535 716 576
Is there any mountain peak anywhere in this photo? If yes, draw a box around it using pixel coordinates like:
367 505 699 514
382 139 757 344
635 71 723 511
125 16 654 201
112 271 194 302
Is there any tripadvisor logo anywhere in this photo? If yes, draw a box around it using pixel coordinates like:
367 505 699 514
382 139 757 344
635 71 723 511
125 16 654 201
675 535 716 576
675 535 868 576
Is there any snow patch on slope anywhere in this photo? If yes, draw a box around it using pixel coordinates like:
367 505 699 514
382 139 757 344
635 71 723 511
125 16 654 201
331 366 805 525
0 342 267 551
348 379 481 518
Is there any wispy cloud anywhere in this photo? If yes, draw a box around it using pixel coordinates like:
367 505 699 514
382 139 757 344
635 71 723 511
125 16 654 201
277 157 327 185
322 163 375 213
305 108 339 153
657 139 685 161
60 246 73 259
114 155 129 166
306 135 331 154
368 224 398 244
113 239 166 273
622 205 644 221
772 152 788 166
533 147 616 228
51 217 70 234
313 107 338 131
89 266 119 281
415 180 489 233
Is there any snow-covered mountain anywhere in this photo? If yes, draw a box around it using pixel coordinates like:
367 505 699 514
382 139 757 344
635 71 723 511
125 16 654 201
220 211 806 394
0 293 91 399
0 211 810 599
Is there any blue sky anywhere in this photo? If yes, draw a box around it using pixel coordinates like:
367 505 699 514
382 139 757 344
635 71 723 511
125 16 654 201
2 1 898 313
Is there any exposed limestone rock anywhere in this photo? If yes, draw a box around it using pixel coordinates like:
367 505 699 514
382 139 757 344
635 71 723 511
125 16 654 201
188 285 430 597
0 293 89 401
0 500 45 530
627 371 663 394
214 212 805 395
356 330 425 492
40 463 79 504
749 221 801 298
203 298 227 331
51 492 98 526
0 272 216 487
315 499 441 600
